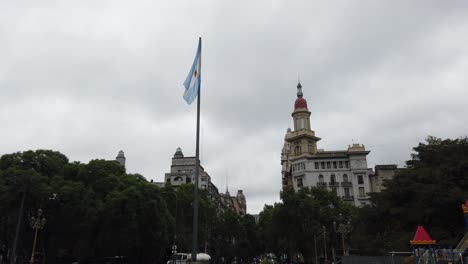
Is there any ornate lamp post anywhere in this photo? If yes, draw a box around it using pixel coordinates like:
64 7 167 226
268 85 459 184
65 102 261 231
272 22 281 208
333 216 352 256
29 209 46 264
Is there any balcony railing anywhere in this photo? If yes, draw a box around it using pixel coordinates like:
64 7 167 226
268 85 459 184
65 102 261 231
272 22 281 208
357 195 368 200
317 182 327 187
329 181 339 187
342 195 354 201
341 181 352 187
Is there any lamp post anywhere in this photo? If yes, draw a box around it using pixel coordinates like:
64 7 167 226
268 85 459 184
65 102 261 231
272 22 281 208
333 215 353 257
322 226 328 264
29 209 46 264
163 191 178 264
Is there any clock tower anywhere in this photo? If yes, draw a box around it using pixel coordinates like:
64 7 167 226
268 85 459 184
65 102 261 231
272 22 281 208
285 82 321 159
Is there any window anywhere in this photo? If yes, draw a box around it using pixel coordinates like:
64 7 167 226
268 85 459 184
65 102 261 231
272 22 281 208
315 162 319 169
319 175 324 183
321 162 325 169
202 185 207 189
343 174 348 182
300 118 305 129
201 176 206 181
345 161 349 168
333 161 337 169
166 178 170 183
358 175 364 184
344 188 350 196
297 178 303 188
186 177 192 183
308 142 314 153
330 174 336 184
359 187 365 197
295 146 301 154
339 161 343 168
174 176 183 181
327 162 331 169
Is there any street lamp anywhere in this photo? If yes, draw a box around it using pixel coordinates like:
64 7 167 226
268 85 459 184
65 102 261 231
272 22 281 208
162 191 178 264
333 215 353 256
29 209 46 264
322 226 328 264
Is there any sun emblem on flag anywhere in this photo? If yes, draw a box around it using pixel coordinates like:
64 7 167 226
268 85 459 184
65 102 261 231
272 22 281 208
194 69 198 78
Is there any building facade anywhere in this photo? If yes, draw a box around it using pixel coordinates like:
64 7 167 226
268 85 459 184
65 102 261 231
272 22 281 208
164 147 246 215
281 82 372 206
369 164 399 193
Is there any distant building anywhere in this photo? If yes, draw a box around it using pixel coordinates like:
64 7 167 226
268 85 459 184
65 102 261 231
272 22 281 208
116 150 126 167
163 147 246 216
220 189 247 216
281 82 372 207
369 164 399 193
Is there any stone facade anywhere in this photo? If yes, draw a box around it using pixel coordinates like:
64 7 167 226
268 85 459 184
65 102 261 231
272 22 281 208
116 150 126 167
281 82 372 207
220 189 247 216
369 164 399 193
164 147 246 216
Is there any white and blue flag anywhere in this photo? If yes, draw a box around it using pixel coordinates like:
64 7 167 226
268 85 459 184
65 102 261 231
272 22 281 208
183 38 201 105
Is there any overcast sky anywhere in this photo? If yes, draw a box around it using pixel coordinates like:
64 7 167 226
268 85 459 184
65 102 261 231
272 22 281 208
1 1 468 214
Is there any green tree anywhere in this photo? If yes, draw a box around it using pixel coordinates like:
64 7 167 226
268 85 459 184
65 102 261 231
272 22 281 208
258 186 355 263
353 136 468 254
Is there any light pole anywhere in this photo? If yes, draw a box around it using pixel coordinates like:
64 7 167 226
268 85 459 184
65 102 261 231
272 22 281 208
162 191 178 264
333 215 353 256
29 209 46 264
322 226 328 264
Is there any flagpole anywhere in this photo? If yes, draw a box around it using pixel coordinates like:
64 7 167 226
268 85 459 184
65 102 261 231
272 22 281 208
192 37 201 262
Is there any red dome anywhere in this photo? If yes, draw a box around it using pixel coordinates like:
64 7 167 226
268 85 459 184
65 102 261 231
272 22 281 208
294 97 308 109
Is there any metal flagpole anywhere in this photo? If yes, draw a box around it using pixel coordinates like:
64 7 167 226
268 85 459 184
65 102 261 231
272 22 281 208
191 37 201 262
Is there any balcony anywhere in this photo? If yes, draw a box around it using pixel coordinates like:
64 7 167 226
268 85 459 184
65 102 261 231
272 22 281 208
341 181 352 187
316 182 327 187
357 195 368 200
342 195 354 201
329 181 339 187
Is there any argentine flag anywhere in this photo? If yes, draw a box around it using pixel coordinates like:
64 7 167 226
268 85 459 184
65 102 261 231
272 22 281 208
183 38 201 105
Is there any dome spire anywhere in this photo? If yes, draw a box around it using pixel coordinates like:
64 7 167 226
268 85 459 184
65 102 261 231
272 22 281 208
297 81 303 97
294 82 307 110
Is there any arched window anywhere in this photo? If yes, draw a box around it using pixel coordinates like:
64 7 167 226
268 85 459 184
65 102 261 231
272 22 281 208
330 174 336 184
319 175 324 183
300 118 305 129
343 174 348 182
174 176 183 182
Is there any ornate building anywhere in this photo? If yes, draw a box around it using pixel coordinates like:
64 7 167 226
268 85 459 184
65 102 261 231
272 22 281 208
164 147 246 215
281 82 372 206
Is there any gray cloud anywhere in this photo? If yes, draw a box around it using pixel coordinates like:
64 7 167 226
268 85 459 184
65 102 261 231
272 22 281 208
1 1 468 213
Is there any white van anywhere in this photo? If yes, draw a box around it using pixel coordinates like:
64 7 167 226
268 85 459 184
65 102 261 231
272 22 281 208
166 253 210 264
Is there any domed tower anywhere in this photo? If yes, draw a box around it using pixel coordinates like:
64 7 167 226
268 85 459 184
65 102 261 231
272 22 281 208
116 150 126 167
285 82 321 159
174 147 184 158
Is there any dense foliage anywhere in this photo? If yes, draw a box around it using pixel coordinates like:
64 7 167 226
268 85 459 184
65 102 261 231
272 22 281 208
1 136 466 264
257 186 356 263
0 150 261 264
352 136 468 254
